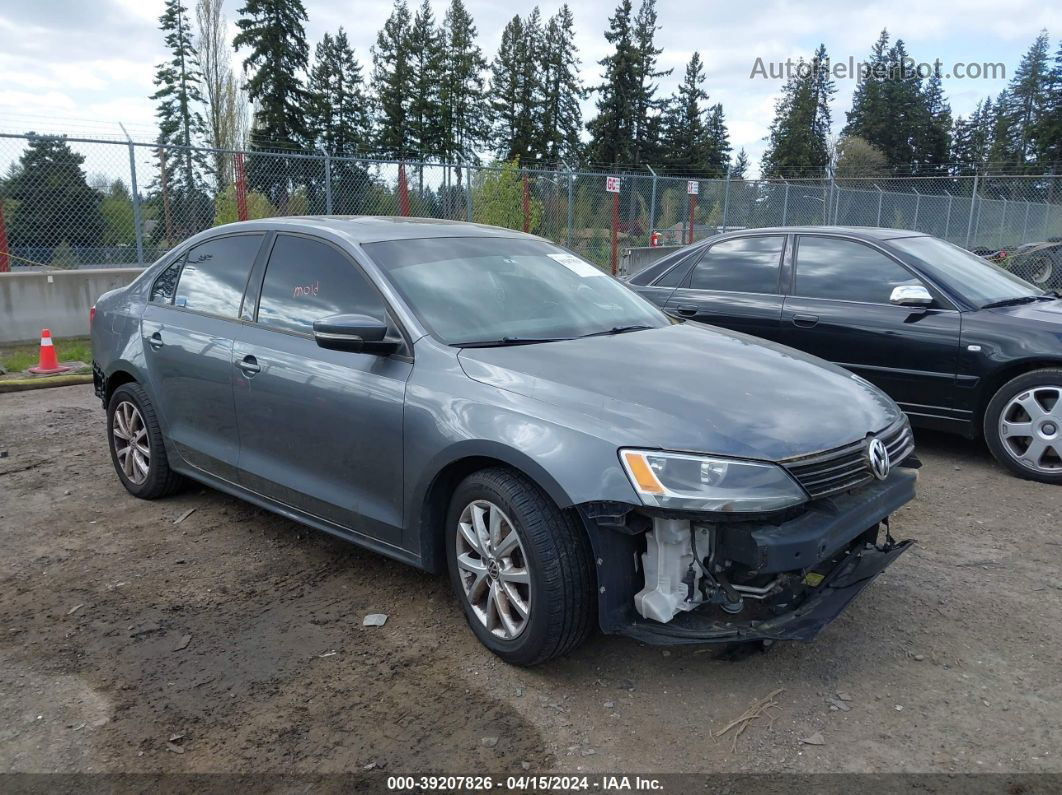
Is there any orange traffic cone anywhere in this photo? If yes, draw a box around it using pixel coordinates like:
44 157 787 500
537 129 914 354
28 329 72 375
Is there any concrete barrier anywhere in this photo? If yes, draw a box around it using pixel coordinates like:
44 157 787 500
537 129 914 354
0 268 142 343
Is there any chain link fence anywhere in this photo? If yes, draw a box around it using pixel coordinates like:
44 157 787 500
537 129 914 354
2 131 1062 287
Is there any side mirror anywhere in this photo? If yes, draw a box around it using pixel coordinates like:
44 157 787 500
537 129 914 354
312 313 400 355
889 284 933 308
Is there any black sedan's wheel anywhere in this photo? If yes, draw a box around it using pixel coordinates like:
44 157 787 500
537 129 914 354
984 369 1062 484
445 467 595 666
107 383 186 499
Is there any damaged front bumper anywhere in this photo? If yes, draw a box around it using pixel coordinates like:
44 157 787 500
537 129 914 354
581 467 916 646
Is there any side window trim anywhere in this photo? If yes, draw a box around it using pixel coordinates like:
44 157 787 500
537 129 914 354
790 233 952 308
168 231 268 320
678 234 787 295
251 232 413 354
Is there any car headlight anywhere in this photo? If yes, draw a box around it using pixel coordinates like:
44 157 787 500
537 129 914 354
619 449 807 513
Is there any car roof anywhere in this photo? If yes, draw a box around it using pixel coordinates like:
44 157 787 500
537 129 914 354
214 215 539 244
718 226 927 241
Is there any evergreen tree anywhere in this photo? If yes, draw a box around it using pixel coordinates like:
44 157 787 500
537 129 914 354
6 135 105 251
585 0 640 166
234 0 310 150
307 29 371 156
809 44 836 145
489 13 541 162
950 97 994 174
1034 39 1062 165
407 0 445 161
916 69 951 174
990 31 1052 170
631 0 670 166
372 1 415 160
730 148 750 180
438 0 488 170
842 30 891 160
761 57 830 177
705 103 731 175
539 5 584 165
153 0 207 194
659 52 710 172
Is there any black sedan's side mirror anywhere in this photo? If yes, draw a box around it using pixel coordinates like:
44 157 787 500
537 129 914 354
889 284 933 308
312 314 400 355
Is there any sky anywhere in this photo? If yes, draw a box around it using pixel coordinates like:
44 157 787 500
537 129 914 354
1 0 1060 177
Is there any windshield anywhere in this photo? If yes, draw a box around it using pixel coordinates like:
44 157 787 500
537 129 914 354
889 236 1042 308
363 237 668 345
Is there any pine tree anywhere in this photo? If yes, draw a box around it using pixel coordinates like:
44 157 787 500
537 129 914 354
489 13 541 162
809 44 835 145
761 56 830 177
372 1 414 159
659 52 709 172
234 0 310 150
730 148 750 180
153 0 207 195
539 5 584 165
631 0 670 166
990 31 1052 170
307 29 371 155
916 69 951 174
950 98 994 174
842 30 891 161
585 0 639 167
1034 39 1062 165
407 0 445 161
6 135 105 251
438 0 488 170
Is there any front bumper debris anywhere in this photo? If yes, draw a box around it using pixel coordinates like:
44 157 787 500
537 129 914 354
582 467 917 646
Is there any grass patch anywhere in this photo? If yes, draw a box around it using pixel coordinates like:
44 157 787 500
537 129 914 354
0 336 92 373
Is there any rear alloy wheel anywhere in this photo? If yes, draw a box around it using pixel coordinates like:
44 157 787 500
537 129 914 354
445 467 596 665
107 382 186 499
984 369 1062 484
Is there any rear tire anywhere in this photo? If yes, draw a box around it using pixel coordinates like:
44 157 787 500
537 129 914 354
445 467 596 666
107 382 186 499
983 369 1062 484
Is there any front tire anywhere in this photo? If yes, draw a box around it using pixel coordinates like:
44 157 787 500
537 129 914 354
984 369 1062 484
107 382 186 499
445 467 596 666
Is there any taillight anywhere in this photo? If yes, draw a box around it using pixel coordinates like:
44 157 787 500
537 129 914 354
89 304 96 329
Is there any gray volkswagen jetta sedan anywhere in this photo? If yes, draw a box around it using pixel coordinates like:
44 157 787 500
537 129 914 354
91 217 917 665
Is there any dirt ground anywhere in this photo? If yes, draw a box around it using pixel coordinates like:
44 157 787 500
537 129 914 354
1 384 1060 777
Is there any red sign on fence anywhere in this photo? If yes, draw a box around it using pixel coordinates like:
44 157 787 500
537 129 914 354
606 176 621 194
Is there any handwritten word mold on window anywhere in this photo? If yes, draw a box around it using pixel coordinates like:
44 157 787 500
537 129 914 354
293 281 320 298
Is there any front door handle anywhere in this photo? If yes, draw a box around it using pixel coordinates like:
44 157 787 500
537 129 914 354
236 355 261 377
791 313 819 328
674 305 698 317
148 331 163 350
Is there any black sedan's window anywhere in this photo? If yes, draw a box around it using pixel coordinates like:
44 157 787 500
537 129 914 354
795 236 920 304
687 236 785 293
174 234 263 317
256 235 386 335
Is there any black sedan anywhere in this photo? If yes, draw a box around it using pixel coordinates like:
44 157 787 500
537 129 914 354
628 227 1062 484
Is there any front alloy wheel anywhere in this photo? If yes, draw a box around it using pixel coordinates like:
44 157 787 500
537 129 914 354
455 500 531 640
445 467 596 665
985 369 1062 484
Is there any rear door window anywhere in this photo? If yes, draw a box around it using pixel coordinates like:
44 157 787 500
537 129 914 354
687 236 785 293
150 256 184 304
256 234 387 335
174 234 264 317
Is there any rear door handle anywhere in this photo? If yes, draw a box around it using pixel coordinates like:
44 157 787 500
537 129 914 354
791 313 819 328
674 305 698 317
236 355 260 377
148 331 163 350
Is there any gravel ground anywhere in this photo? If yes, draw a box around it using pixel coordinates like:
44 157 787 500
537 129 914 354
1 384 1060 776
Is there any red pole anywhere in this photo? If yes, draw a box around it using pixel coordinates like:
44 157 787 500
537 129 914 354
522 171 530 233
610 192 619 276
233 153 248 222
688 194 697 244
398 162 410 216
0 201 9 273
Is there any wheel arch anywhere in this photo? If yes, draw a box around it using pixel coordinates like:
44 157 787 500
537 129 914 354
412 443 578 574
977 358 1062 431
103 368 139 406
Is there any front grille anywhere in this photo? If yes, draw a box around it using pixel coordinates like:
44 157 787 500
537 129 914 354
782 418 914 500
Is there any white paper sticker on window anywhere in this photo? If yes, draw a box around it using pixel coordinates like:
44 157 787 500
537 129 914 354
548 253 604 278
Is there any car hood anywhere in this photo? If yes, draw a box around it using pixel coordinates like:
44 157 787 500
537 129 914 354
457 323 901 461
983 297 1062 325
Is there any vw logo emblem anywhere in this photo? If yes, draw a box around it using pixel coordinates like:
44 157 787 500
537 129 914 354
867 437 891 480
